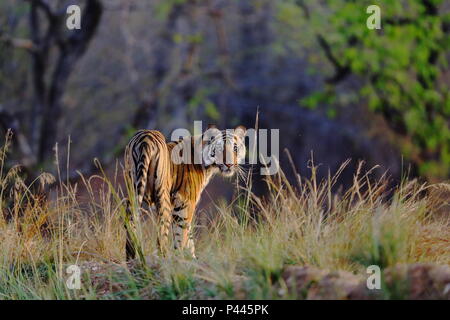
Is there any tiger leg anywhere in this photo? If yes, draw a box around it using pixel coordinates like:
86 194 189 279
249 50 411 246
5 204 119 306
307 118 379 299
125 199 144 261
124 138 150 261
124 170 146 261
186 220 197 259
155 189 173 256
172 204 196 258
172 203 188 251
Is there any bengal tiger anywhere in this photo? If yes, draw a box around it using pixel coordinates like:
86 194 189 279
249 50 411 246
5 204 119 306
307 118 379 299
124 125 247 260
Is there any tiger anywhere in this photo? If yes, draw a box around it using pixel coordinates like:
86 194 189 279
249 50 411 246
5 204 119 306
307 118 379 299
124 125 247 260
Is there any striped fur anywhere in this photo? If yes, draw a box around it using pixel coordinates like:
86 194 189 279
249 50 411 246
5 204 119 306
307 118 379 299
124 126 246 260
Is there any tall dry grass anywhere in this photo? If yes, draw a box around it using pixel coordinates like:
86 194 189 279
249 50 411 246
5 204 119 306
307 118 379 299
0 134 448 299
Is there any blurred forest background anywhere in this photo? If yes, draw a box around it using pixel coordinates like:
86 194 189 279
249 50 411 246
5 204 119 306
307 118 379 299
0 0 449 200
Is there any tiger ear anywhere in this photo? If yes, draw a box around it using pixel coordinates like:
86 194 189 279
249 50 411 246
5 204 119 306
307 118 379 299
234 125 246 138
204 124 219 144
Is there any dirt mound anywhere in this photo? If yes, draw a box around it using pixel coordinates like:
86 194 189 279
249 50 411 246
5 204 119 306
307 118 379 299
385 264 450 300
77 260 450 299
281 266 371 299
281 263 450 300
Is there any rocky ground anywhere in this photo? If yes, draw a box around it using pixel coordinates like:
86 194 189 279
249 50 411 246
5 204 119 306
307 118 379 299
79 261 450 300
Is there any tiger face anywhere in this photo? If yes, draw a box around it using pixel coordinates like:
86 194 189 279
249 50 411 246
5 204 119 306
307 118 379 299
202 125 247 177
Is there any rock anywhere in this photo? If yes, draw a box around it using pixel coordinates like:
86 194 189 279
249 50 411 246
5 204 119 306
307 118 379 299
281 266 373 300
384 263 450 300
281 263 450 300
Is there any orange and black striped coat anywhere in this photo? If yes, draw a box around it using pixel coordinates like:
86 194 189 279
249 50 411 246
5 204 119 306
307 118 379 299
124 126 246 260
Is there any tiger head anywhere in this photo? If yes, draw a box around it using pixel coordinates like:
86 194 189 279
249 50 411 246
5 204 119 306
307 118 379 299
202 125 247 177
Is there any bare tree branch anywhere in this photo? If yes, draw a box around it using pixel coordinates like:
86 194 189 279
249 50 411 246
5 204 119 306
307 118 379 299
0 106 36 167
37 0 103 162
316 35 351 84
0 33 37 52
25 0 55 21
297 1 352 84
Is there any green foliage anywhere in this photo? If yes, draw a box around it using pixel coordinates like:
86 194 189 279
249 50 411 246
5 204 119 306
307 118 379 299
154 0 188 21
155 273 197 299
188 88 220 121
292 0 450 179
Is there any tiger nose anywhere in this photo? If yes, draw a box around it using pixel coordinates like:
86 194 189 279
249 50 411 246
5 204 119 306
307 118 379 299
224 163 232 168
